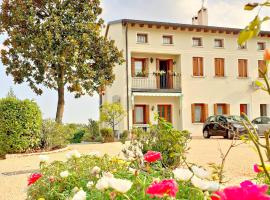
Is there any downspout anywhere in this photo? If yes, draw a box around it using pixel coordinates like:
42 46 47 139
125 23 130 130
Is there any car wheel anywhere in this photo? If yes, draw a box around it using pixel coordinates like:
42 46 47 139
228 130 234 140
203 130 210 139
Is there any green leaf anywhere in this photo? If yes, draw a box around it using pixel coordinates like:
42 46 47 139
244 3 259 10
238 30 254 45
262 16 270 22
255 80 264 87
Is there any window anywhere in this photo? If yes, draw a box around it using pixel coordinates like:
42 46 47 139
131 58 148 77
193 57 204 76
158 105 172 123
238 59 248 78
137 33 148 43
258 60 267 78
238 43 247 49
260 104 268 116
240 104 248 117
163 35 173 45
214 104 230 115
192 37 203 47
257 42 266 51
214 39 224 48
215 58 225 77
133 105 149 124
191 104 208 123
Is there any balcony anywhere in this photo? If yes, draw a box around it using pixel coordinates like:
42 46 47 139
132 73 181 92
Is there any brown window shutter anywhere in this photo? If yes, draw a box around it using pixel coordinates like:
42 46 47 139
203 104 208 122
144 58 149 77
238 59 243 77
199 57 204 76
145 105 150 124
214 104 218 115
156 59 160 88
258 60 266 78
215 58 219 76
221 59 225 76
131 58 135 77
191 104 195 123
244 60 248 77
193 57 198 76
132 109 135 124
225 104 230 115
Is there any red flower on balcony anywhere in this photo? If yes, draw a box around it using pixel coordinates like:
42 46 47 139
144 151 162 163
146 179 178 198
28 173 42 186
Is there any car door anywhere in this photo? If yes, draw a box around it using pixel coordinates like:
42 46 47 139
262 117 270 135
215 116 228 136
207 116 217 135
252 117 263 136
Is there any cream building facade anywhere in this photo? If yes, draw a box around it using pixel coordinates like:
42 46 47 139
101 8 270 136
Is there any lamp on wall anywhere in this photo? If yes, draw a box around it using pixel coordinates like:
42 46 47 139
151 106 155 111
173 60 177 65
150 57 154 63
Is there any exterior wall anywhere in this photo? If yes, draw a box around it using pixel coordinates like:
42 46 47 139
105 22 270 135
133 96 181 130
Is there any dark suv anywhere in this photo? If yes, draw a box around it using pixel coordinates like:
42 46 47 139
202 115 252 139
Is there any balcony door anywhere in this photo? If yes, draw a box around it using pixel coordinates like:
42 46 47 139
158 105 172 123
156 59 173 89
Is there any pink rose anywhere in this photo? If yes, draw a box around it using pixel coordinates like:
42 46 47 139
146 179 178 198
144 151 162 163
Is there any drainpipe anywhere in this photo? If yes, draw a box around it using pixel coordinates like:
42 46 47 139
125 23 130 131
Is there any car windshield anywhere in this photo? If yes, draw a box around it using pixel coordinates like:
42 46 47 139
227 115 243 122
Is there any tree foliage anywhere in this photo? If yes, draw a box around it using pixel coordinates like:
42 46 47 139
0 0 124 123
100 102 125 132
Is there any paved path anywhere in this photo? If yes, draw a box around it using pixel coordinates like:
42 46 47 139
0 138 260 200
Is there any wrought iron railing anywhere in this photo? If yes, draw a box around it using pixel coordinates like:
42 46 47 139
132 73 181 90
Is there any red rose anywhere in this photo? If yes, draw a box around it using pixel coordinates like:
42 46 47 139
146 179 178 198
28 173 42 186
144 151 161 163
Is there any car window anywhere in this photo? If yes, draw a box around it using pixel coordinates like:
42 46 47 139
228 115 243 122
217 116 227 123
262 117 270 124
207 116 216 122
253 118 262 124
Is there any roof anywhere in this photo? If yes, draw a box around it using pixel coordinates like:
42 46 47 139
106 19 270 38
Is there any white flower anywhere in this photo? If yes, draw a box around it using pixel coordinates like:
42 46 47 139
191 176 220 191
39 155 49 162
88 151 101 157
102 172 114 178
95 177 110 191
86 181 94 189
173 168 193 181
72 190 86 200
109 178 133 193
91 166 101 174
72 187 79 193
191 166 210 179
66 150 81 159
60 170 69 178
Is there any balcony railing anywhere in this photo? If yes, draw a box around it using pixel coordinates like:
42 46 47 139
132 73 181 91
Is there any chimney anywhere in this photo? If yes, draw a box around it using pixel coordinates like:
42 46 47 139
197 7 208 26
192 16 198 25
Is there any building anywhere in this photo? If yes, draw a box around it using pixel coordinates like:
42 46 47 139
101 6 270 136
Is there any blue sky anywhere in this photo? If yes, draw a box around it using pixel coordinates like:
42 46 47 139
0 0 268 123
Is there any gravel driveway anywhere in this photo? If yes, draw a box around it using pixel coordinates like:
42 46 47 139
0 138 260 200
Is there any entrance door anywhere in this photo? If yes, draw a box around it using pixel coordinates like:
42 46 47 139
158 105 172 123
240 104 248 117
156 59 173 89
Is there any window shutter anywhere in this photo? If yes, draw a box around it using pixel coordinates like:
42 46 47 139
238 59 243 77
199 57 204 76
225 104 230 115
144 58 149 77
193 57 198 76
168 59 174 89
244 60 248 77
214 104 218 115
191 104 195 123
145 105 150 124
258 60 266 78
203 104 208 122
221 59 225 76
132 109 135 124
215 59 218 76
131 58 135 77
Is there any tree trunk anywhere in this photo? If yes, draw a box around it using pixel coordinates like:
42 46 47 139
55 85 65 123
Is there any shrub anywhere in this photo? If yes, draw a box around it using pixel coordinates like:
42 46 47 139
0 97 42 156
27 151 208 200
120 130 129 144
70 129 86 144
100 128 114 143
40 120 73 150
83 119 100 142
126 117 190 168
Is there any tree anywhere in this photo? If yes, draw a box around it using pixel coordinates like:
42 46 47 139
100 102 125 133
6 87 16 98
0 0 123 123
